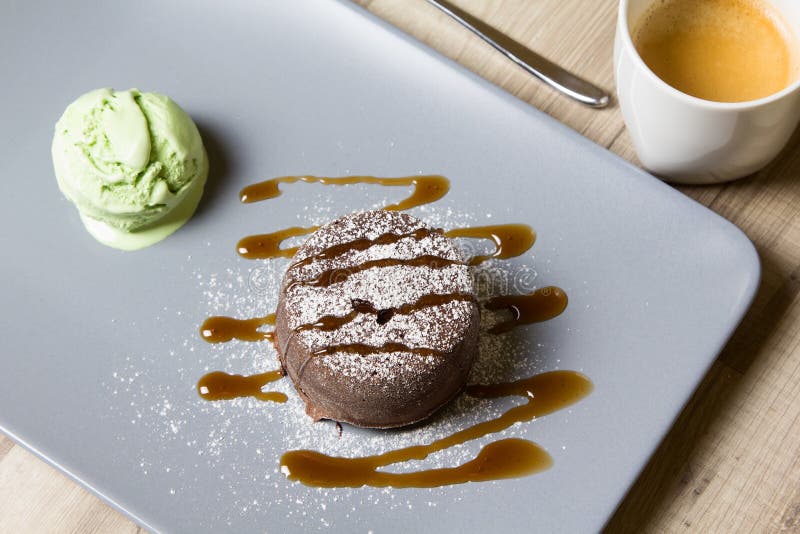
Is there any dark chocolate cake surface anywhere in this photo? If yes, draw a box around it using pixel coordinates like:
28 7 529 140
275 210 479 428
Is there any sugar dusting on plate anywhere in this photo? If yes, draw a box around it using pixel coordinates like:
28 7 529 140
104 201 565 530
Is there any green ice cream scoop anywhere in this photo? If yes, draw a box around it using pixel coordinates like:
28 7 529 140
52 88 208 250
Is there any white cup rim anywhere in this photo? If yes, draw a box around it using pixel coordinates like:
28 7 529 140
618 0 800 110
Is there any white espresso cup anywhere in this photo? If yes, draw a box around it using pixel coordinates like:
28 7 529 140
614 0 800 184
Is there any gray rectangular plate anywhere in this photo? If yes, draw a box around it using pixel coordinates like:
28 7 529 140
0 1 759 532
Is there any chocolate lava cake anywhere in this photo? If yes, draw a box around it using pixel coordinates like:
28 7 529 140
275 210 479 428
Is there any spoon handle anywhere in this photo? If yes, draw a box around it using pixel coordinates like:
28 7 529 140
425 0 610 108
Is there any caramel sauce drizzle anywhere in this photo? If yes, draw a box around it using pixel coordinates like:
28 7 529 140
486 287 568 334
280 370 592 487
289 228 438 270
238 227 437 262
237 226 319 260
287 255 462 290
294 293 477 334
195 173 590 489
200 314 276 343
446 224 536 266
239 175 450 210
311 342 446 359
197 288 557 347
237 223 535 264
197 370 287 403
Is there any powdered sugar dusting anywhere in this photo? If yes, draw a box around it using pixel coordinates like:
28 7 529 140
103 201 561 531
286 265 471 328
283 211 476 386
296 299 472 356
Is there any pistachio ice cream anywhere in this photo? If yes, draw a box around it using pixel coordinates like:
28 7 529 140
52 88 208 250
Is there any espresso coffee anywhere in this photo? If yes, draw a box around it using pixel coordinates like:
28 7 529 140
633 0 796 102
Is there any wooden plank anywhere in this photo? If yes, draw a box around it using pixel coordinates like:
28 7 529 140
0 444 139 533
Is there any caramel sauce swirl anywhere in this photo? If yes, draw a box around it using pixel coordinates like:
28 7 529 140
200 314 276 343
197 370 287 403
294 293 477 333
310 342 446 359
282 438 550 488
238 222 535 264
280 370 592 487
239 227 437 262
237 227 319 260
446 224 536 266
288 255 462 290
239 175 450 210
486 287 568 334
198 286 560 348
289 228 439 270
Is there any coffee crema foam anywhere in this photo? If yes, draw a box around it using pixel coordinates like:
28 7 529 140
633 0 797 102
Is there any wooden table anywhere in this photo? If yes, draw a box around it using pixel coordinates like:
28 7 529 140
3 1 799 532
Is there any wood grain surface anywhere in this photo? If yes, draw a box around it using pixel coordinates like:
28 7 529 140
3 0 800 532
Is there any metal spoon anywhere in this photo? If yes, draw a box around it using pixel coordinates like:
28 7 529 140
425 0 610 108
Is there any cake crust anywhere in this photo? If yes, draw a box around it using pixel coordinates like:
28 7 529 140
275 210 479 428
